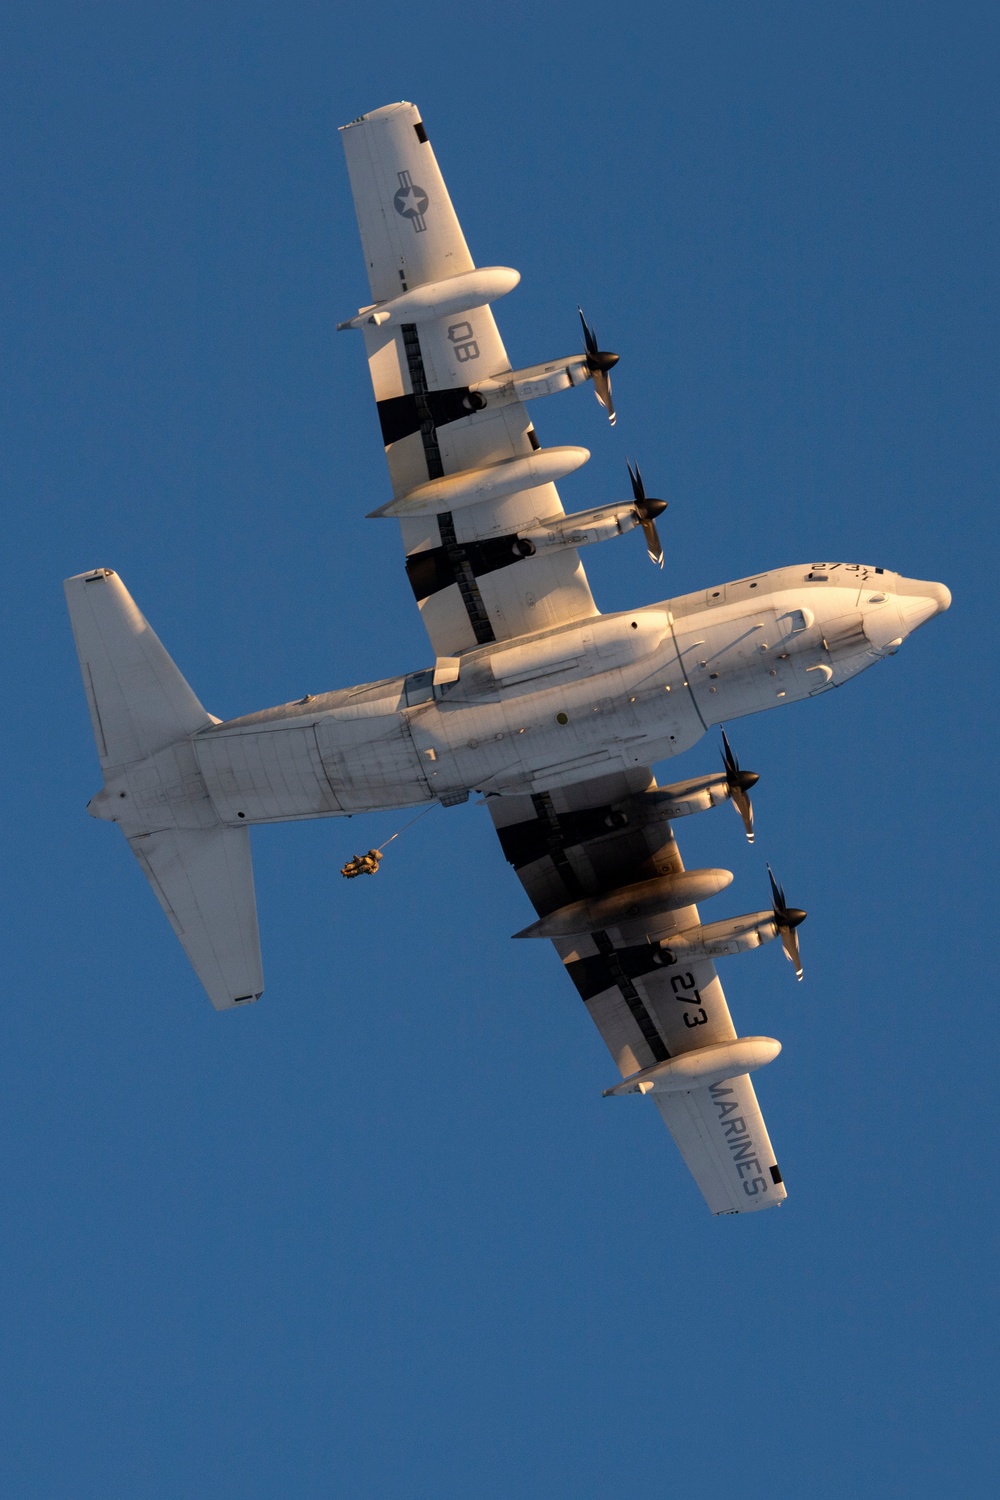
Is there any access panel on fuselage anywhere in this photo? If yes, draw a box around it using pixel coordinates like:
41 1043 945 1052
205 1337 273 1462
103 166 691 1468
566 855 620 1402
673 608 781 725
314 710 433 811
196 724 343 823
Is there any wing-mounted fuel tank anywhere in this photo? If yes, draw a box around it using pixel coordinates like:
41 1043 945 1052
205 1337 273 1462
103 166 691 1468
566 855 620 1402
337 265 521 330
604 1037 782 1097
512 867 734 939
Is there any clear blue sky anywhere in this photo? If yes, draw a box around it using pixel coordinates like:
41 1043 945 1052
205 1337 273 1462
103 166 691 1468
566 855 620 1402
3 4 996 1496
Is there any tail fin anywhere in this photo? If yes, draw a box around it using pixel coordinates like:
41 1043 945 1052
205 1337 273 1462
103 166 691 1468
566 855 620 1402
65 569 263 1010
64 568 213 769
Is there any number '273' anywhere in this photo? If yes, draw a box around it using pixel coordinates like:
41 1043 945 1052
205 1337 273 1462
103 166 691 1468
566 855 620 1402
670 971 708 1027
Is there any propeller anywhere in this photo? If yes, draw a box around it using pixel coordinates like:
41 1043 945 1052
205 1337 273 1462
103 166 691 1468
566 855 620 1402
721 729 759 843
578 307 620 425
767 865 807 981
626 461 667 567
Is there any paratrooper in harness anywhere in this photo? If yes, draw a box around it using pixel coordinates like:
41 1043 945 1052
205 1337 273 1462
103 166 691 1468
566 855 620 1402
340 849 383 878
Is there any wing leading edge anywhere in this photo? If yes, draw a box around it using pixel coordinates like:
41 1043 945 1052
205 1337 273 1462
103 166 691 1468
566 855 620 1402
489 769 787 1215
339 102 599 657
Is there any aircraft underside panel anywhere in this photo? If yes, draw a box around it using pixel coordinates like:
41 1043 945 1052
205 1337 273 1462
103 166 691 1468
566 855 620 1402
195 724 343 823
314 712 433 812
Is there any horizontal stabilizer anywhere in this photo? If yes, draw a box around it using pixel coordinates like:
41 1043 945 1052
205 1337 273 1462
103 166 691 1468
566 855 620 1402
128 826 263 1010
65 569 213 769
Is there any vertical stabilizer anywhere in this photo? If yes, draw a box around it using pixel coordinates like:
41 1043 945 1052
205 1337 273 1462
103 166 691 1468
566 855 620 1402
64 568 213 769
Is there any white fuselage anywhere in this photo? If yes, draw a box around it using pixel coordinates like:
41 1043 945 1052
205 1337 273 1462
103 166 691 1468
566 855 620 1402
93 562 949 834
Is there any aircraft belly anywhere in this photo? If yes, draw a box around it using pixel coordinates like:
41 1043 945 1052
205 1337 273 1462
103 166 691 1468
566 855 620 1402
429 663 701 795
196 724 343 823
315 711 433 811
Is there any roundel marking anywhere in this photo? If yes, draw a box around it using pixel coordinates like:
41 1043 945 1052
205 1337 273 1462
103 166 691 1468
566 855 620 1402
394 171 429 232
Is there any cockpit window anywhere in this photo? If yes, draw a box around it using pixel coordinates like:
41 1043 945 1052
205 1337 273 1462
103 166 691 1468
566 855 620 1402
403 669 434 706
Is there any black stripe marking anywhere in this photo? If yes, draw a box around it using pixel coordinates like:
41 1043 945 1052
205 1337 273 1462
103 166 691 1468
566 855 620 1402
397 324 496 644
530 792 669 1064
498 804 630 869
395 325 494 642
590 931 670 1063
378 388 485 445
437 513 496 644
399 323 444 480
406 532 534 603
770 1164 783 1185
530 792 587 899
564 942 671 1002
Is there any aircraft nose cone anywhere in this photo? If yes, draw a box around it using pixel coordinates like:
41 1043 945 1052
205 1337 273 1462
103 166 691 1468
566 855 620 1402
895 577 952 632
928 581 952 614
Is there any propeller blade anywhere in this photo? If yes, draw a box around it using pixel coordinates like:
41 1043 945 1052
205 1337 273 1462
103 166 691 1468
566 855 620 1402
625 463 667 566
779 924 804 982
641 518 664 568
578 306 620 425
592 367 616 425
730 783 754 843
720 729 759 842
766 863 807 981
578 305 599 358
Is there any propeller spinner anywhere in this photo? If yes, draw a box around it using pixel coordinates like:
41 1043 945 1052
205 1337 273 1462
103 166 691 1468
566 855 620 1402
767 864 807 981
578 307 619 425
721 730 759 843
626 461 667 567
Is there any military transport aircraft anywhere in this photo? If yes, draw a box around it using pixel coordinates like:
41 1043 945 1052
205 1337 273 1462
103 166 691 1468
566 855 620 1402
65 101 950 1214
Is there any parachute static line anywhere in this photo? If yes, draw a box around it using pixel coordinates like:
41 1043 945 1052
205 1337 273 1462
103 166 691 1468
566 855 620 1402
340 804 435 878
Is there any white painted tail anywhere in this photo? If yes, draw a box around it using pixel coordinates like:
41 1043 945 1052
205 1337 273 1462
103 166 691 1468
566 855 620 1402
65 569 263 1010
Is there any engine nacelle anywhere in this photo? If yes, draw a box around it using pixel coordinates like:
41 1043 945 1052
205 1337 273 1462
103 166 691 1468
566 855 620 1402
515 501 642 554
337 266 520 330
469 355 592 406
653 910 779 965
631 775 735 822
513 868 733 939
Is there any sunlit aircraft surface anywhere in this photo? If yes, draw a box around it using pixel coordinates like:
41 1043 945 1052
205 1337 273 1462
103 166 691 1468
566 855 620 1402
66 102 950 1213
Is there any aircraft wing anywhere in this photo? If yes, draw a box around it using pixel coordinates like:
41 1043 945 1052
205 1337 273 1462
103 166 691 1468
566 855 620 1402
490 768 787 1215
339 102 599 657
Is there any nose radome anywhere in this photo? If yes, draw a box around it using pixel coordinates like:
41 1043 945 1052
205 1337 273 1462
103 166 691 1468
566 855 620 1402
895 577 952 632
